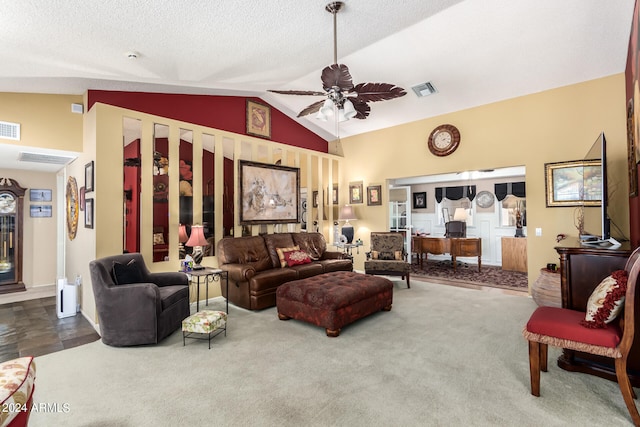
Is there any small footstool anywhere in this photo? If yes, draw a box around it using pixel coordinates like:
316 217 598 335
182 310 227 349
276 271 393 337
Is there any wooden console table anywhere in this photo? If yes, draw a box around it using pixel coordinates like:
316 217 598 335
555 240 637 385
413 236 481 272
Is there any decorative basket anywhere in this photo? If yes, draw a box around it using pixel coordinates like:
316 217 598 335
531 268 561 308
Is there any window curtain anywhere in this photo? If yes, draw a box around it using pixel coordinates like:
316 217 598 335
435 185 476 203
494 182 526 201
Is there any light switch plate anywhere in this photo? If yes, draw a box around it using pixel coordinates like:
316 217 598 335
535 228 542 236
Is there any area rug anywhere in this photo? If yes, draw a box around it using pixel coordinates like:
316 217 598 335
411 259 528 292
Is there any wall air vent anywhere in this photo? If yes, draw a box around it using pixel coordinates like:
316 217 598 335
18 151 76 165
411 82 438 97
0 121 20 140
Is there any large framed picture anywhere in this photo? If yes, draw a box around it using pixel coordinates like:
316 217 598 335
367 185 382 206
246 100 271 139
239 160 299 224
413 191 427 209
544 160 601 207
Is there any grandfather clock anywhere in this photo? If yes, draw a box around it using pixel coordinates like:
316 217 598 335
0 178 25 293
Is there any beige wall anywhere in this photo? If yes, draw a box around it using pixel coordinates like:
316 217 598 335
0 92 83 152
0 170 59 290
339 74 629 285
0 93 82 305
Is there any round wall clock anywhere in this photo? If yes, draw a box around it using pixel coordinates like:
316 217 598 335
66 177 79 240
476 191 495 208
427 124 461 157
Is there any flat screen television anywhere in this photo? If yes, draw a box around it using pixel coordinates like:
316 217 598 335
581 132 612 244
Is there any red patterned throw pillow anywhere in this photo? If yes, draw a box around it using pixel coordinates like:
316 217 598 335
581 270 628 329
282 250 312 267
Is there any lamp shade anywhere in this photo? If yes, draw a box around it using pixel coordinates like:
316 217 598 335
185 225 208 247
316 99 333 121
178 224 188 243
453 208 468 221
342 99 357 120
338 205 357 221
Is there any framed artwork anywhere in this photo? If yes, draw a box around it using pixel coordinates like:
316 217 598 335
367 185 382 206
246 100 271 139
442 208 450 223
84 198 94 228
349 182 363 204
544 160 601 207
79 186 85 211
85 161 94 192
29 189 52 202
312 191 319 207
331 184 338 205
30 205 52 218
413 191 427 209
239 160 299 224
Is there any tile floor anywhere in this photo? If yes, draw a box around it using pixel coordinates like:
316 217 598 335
0 296 100 363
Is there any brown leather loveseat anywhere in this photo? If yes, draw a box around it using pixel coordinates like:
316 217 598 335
217 232 352 310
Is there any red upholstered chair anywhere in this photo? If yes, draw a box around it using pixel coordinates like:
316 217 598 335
523 246 640 426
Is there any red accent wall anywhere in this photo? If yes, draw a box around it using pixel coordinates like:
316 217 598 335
625 0 640 247
87 90 328 153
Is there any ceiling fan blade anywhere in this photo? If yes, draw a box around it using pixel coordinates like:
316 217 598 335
350 98 370 120
268 89 326 96
352 83 407 102
297 99 326 117
321 64 354 92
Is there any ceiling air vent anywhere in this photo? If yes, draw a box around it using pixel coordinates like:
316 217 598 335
0 121 20 141
18 151 76 165
411 82 438 97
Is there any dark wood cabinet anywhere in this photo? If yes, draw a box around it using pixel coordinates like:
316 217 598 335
555 241 639 385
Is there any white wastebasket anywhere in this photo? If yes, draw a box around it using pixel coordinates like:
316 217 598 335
57 278 77 319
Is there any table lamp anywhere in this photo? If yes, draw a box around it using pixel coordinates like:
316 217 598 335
338 205 358 243
178 224 188 259
185 225 208 270
453 208 468 221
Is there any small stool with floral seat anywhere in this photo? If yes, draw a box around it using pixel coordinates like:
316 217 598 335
182 310 227 349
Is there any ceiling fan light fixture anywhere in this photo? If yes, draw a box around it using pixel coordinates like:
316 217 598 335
268 1 405 123
342 99 357 120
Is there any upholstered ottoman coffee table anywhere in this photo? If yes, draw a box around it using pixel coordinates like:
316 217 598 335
276 271 393 337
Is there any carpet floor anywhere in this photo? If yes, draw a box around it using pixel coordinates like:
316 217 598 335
411 259 529 293
29 278 637 426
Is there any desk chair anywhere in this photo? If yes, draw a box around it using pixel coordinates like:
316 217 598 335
443 221 467 268
445 221 466 238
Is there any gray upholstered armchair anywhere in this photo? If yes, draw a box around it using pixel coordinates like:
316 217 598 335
89 253 190 346
364 232 410 288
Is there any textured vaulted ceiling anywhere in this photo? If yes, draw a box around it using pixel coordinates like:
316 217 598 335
0 0 635 149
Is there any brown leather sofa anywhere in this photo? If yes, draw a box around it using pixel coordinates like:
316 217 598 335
216 232 353 310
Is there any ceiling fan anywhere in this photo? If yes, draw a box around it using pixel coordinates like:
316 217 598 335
268 1 406 122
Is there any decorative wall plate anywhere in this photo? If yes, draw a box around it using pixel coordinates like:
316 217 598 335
66 176 79 240
476 190 495 208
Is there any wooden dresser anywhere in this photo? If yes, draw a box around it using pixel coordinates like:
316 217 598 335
555 241 637 385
